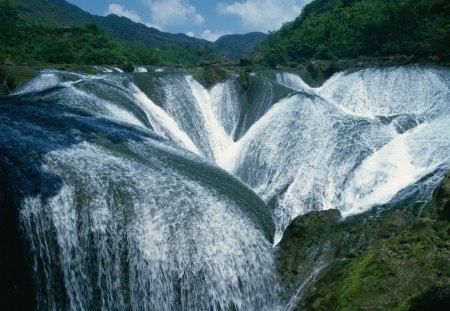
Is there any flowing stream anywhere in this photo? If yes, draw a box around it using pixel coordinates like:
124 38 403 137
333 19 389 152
1 66 449 310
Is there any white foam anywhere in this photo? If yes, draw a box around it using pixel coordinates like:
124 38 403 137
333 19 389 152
276 72 311 91
20 139 281 310
130 83 201 155
136 67 148 73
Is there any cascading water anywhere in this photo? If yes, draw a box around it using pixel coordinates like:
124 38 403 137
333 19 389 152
1 66 450 310
228 67 450 242
1 71 281 310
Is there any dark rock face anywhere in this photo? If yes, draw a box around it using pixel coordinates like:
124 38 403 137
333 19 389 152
278 173 450 310
0 66 37 96
119 61 135 73
0 165 35 311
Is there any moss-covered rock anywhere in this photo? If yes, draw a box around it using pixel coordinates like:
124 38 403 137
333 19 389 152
53 64 97 75
0 65 37 96
299 219 450 310
199 66 230 88
236 70 251 92
279 173 450 310
119 61 135 73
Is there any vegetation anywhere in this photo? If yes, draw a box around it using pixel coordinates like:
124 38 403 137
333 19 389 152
0 65 37 96
258 0 450 66
0 0 220 67
0 0 156 66
279 172 450 310
199 67 230 88
215 32 267 60
159 45 219 67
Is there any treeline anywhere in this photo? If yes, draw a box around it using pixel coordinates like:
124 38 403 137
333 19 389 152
258 0 450 66
0 0 218 67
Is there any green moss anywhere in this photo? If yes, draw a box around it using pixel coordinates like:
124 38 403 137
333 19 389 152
236 70 251 92
0 65 37 96
200 67 230 88
298 219 450 310
282 173 450 311
337 249 389 308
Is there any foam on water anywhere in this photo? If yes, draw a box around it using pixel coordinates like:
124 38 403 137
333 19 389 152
130 83 200 154
1 88 281 310
319 66 450 118
227 67 450 241
276 72 311 91
223 92 395 242
135 67 148 73
3 66 450 309
209 79 241 137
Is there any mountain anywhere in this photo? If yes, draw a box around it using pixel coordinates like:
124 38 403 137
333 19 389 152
258 0 450 66
11 0 93 26
97 14 210 48
214 32 268 60
10 0 265 59
10 0 211 48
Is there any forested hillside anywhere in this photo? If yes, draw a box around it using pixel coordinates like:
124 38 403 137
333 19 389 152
258 0 450 66
215 32 267 60
0 0 262 66
0 0 219 66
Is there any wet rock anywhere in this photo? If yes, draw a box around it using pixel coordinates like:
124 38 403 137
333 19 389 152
278 173 450 310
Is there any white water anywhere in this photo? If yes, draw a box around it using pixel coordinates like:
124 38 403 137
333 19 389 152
6 66 450 310
136 67 148 73
186 76 234 160
15 68 450 242
247 68 449 241
130 83 200 154
154 74 238 161
19 140 280 310
276 72 311 91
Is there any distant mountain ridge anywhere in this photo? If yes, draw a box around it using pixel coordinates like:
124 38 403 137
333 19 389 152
11 0 210 47
258 0 450 66
11 0 266 60
215 32 268 60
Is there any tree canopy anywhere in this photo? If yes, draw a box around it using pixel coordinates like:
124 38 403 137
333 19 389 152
258 0 450 66
0 0 219 67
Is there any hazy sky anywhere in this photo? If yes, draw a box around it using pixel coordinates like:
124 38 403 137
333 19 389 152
67 0 311 41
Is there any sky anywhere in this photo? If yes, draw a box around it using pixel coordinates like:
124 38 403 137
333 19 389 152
66 0 312 41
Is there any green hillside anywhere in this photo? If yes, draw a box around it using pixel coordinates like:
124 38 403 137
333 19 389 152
0 0 221 66
10 0 210 48
258 0 450 66
11 0 93 26
6 0 263 62
215 32 267 60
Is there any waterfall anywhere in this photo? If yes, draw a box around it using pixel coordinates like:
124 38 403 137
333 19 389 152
1 66 450 309
226 67 450 242
144 74 235 162
1 71 281 310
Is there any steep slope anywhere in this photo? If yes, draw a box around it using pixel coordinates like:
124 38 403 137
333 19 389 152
214 32 268 60
278 172 450 310
10 0 211 48
98 14 210 47
11 0 94 26
0 70 281 311
259 0 450 66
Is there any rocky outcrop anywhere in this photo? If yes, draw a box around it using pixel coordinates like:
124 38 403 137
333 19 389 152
277 56 447 87
279 173 450 310
0 65 37 96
